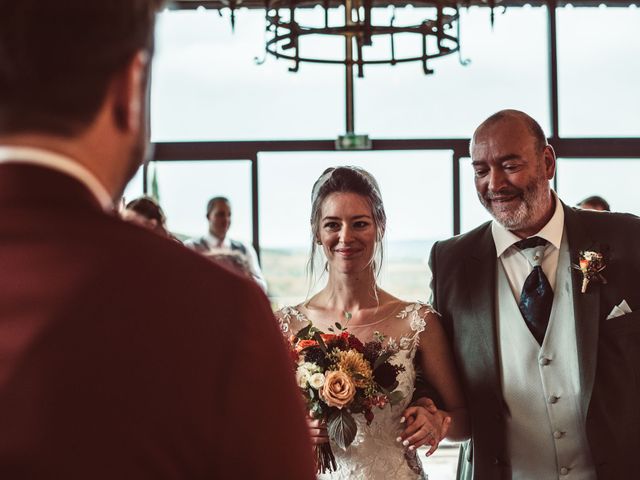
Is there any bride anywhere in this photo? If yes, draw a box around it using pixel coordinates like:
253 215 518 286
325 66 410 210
276 166 469 479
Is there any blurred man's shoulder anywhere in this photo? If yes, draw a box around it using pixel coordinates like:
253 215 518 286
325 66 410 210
98 216 256 303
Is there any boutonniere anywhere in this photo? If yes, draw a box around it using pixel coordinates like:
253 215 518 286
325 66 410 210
573 250 607 293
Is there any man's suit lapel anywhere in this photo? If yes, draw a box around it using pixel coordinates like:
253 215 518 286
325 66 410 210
0 163 104 213
563 203 600 416
463 224 503 401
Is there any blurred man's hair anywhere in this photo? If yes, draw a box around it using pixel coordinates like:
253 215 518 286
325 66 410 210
0 0 165 137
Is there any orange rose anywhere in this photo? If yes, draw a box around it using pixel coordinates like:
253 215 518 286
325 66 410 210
295 339 318 353
320 370 356 409
320 333 340 343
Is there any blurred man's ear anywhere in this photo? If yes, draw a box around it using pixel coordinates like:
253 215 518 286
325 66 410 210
112 51 149 133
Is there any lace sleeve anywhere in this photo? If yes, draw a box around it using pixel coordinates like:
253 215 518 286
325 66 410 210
274 305 309 338
398 301 438 352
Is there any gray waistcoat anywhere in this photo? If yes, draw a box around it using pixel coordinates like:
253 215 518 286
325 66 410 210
496 233 595 480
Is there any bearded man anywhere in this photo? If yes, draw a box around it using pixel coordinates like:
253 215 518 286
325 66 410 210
428 109 640 480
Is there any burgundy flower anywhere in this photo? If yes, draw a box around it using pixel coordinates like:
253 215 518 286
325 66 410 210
374 362 399 389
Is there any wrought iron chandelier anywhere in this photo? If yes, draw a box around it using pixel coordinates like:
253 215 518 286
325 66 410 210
258 0 470 137
263 0 464 77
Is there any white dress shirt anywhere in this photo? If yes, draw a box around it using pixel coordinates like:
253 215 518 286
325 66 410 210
491 193 564 301
0 146 113 211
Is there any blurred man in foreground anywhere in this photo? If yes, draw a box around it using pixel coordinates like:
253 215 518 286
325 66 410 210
0 1 314 478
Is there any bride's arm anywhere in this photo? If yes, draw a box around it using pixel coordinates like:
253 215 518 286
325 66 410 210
414 311 469 441
398 310 469 454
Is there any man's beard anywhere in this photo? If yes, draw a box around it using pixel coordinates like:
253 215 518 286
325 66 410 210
479 176 550 231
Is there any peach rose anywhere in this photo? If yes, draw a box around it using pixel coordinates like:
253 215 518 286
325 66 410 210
320 370 356 409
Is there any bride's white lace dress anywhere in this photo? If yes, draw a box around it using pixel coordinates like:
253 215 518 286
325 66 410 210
276 302 433 480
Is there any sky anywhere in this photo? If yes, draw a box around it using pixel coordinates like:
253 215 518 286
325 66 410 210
124 4 640 246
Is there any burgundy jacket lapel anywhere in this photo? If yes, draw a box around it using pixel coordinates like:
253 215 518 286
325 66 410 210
0 163 105 214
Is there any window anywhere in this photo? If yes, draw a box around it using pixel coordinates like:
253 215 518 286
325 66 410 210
460 157 492 233
556 158 640 215
150 160 253 240
558 6 640 137
122 166 145 205
151 9 343 141
356 5 550 138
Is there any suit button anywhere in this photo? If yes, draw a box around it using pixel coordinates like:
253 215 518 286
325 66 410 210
493 457 500 465
560 467 569 475
553 431 564 439
548 395 560 404
539 357 550 366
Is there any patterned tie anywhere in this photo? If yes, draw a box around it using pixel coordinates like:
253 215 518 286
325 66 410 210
515 236 553 345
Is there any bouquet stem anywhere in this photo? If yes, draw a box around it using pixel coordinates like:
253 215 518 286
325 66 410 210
315 443 337 474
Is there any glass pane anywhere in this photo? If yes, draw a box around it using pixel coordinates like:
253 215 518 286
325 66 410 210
460 157 493 233
558 6 640 137
122 166 145 205
150 160 253 240
356 5 550 138
259 151 453 307
151 9 343 141
556 158 640 215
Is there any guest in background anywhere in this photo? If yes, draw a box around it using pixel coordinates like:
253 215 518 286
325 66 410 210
121 196 173 238
577 195 610 211
186 196 268 291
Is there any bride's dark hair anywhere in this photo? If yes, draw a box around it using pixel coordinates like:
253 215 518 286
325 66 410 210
307 166 387 284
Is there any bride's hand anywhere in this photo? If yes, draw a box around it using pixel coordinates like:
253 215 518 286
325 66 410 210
398 403 452 456
307 412 329 445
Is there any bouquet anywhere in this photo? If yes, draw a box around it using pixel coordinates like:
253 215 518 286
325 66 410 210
288 322 406 474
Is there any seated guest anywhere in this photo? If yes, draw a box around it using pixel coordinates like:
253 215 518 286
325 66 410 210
577 195 610 211
185 196 268 292
121 196 173 238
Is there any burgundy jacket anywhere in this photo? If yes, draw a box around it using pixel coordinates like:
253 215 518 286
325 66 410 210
0 163 315 479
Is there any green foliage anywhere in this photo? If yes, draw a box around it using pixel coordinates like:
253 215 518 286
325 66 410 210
295 324 313 340
373 350 394 370
327 409 357 450
313 331 328 353
388 390 405 405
